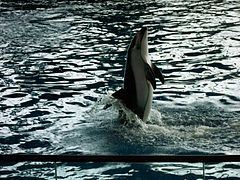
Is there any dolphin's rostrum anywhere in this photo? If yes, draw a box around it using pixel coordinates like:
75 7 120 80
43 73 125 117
112 27 164 122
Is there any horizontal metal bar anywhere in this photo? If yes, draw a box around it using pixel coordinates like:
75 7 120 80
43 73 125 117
0 154 240 163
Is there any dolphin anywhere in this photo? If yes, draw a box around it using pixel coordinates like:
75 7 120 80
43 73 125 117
112 27 164 122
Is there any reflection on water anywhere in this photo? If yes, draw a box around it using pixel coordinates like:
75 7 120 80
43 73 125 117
0 0 240 179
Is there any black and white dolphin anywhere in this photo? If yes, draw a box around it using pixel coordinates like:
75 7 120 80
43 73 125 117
113 27 164 122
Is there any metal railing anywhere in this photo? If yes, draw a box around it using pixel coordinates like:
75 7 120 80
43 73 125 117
1 154 240 163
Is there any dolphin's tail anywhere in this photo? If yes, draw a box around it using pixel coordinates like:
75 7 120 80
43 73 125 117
112 88 125 101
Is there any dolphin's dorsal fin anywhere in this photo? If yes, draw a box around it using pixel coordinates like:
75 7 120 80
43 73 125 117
152 63 165 84
112 88 125 100
145 63 156 89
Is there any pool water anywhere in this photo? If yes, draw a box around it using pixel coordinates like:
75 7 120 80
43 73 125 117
0 0 240 179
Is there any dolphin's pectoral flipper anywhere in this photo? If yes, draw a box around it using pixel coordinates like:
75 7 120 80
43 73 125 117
145 63 156 89
152 63 165 84
112 88 125 101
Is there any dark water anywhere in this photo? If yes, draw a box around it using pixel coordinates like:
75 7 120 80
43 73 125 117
1 0 240 179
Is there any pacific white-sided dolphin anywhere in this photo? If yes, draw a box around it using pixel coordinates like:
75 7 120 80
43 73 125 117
113 27 164 122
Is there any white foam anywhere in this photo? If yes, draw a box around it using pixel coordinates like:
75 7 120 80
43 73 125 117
87 95 174 142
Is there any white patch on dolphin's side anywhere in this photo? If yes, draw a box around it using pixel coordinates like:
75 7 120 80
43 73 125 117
131 49 152 122
140 29 151 65
130 28 154 122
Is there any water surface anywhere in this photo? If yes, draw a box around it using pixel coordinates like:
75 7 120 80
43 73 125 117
0 0 240 179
